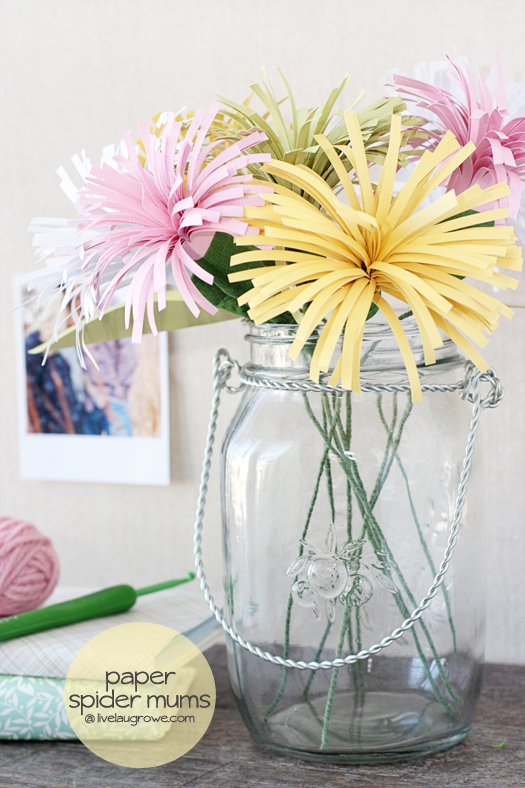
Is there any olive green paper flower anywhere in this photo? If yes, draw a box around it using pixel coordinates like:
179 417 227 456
214 69 427 196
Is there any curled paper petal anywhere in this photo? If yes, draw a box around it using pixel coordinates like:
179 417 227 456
389 53 525 222
28 104 271 350
77 104 270 338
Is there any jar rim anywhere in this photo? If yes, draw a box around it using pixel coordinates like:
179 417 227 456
246 315 423 344
244 316 464 375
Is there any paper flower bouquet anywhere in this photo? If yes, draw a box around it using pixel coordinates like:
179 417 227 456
26 57 524 762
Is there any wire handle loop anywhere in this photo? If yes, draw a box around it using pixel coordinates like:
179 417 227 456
193 350 502 671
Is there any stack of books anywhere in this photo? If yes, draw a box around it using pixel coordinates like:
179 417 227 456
0 582 221 740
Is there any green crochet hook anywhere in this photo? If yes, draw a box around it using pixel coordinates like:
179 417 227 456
0 572 195 642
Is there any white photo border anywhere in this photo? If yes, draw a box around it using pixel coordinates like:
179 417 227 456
14 276 171 486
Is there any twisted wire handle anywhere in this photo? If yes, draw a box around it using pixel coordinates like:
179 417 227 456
194 350 503 670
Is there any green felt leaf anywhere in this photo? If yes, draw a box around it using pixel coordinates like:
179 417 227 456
192 232 296 324
191 280 247 318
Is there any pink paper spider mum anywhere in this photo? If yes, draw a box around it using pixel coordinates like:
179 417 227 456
77 101 272 341
390 53 525 221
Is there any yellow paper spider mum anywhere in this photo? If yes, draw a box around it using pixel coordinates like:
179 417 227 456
229 112 522 402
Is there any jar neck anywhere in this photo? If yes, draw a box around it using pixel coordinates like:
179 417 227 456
245 320 464 380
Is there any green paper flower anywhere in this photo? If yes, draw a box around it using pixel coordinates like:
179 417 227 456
213 69 427 198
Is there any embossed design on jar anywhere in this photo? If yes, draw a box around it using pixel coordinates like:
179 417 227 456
286 523 399 622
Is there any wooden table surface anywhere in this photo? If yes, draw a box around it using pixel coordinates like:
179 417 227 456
0 645 523 788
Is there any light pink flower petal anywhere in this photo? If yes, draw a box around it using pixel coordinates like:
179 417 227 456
171 248 199 318
177 239 214 285
69 103 271 339
391 51 525 220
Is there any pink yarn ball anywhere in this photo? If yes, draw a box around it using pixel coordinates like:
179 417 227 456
0 516 60 617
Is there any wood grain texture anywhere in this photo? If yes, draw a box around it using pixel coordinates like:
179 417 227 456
0 647 523 788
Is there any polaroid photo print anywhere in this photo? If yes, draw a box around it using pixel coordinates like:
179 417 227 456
14 276 170 485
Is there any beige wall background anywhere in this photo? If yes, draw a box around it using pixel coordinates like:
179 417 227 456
0 0 524 664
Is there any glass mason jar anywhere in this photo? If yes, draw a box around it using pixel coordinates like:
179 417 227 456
220 321 486 764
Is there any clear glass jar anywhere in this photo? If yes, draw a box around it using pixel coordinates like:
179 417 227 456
220 321 485 764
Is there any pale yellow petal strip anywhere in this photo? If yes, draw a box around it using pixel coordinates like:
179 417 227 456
249 260 351 293
289 289 348 360
247 284 311 323
287 269 367 313
385 131 460 231
437 182 510 223
259 226 354 261
388 245 497 270
279 218 368 265
375 114 402 228
310 307 347 382
432 313 490 373
379 191 458 259
344 111 376 216
313 133 362 212
429 263 518 289
338 280 376 393
438 307 489 347
499 246 523 271
231 249 323 266
262 160 350 226
312 280 370 380
386 251 494 272
401 263 514 320
386 279 442 364
350 280 377 394
438 208 509 231
373 295 422 402
398 142 476 225
267 189 367 244
371 261 452 314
